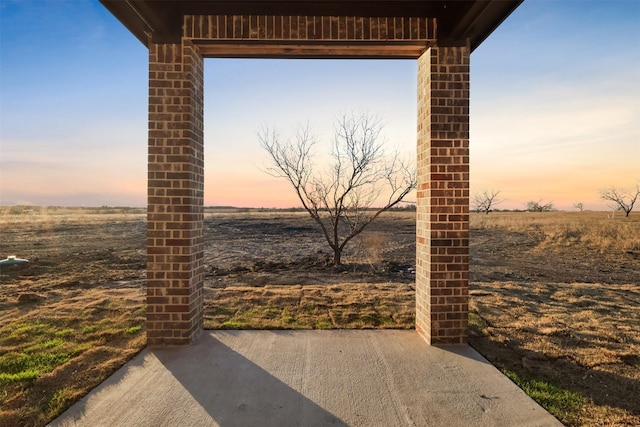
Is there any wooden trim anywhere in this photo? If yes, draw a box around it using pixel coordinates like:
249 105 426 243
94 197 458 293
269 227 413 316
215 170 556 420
193 40 434 58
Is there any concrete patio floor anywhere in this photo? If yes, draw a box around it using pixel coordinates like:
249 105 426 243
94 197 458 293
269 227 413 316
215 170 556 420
49 330 562 426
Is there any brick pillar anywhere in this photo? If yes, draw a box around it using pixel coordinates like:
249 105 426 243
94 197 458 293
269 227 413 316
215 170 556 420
416 46 470 345
147 40 204 346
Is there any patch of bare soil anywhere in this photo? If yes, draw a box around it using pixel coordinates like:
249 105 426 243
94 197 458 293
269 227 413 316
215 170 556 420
203 212 416 288
0 210 638 426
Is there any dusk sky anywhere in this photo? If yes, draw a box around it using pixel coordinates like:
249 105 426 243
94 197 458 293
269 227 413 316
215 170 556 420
1 1 638 210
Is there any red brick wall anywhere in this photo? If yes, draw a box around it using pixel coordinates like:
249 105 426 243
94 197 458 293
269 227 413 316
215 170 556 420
184 15 437 41
416 46 470 344
144 15 470 346
147 40 205 346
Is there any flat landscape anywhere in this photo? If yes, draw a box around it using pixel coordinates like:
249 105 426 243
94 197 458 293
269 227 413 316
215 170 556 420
0 207 638 426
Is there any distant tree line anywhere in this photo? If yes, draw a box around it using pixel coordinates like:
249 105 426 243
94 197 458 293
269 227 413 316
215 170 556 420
472 180 639 216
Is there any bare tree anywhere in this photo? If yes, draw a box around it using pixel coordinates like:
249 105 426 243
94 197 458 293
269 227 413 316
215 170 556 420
526 200 554 212
472 189 503 214
600 183 639 217
573 202 584 212
259 113 416 265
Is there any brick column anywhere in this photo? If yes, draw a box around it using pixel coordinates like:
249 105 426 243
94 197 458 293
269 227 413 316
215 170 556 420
147 40 204 346
416 46 470 345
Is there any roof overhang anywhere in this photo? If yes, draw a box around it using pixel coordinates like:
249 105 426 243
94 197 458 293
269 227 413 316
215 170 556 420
100 0 522 54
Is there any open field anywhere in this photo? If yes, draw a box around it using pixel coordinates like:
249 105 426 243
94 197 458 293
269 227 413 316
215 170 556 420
0 208 638 426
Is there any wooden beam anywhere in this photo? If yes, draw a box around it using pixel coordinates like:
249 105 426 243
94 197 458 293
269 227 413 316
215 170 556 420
194 41 434 58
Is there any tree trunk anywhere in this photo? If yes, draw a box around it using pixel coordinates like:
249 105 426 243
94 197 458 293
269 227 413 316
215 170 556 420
333 248 342 266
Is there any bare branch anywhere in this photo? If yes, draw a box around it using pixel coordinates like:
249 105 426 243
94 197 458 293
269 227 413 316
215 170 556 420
526 200 554 212
258 112 416 265
600 182 640 217
472 189 503 214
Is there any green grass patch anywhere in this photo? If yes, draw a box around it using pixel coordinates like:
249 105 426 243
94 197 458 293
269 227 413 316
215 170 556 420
0 368 41 384
221 321 249 329
0 351 73 385
468 311 489 335
314 321 332 329
206 303 412 330
54 328 75 338
262 307 281 319
24 338 65 352
0 320 79 385
48 388 74 414
208 306 235 317
123 325 142 335
204 284 415 330
3 321 50 342
282 315 296 324
80 325 99 335
0 317 122 390
136 304 148 315
503 369 587 423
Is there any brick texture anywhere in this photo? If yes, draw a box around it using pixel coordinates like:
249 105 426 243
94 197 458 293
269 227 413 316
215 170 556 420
416 46 470 345
184 15 436 41
181 14 438 58
147 39 205 346
144 14 470 346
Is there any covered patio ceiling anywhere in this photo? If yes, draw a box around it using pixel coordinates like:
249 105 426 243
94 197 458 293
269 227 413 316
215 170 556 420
101 1 522 53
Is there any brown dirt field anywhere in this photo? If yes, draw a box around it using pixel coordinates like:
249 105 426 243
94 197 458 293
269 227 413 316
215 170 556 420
0 208 638 426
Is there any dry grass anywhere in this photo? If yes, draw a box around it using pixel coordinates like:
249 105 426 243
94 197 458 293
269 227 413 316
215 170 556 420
0 287 145 426
1 209 639 426
351 232 388 267
205 283 415 330
0 208 147 426
469 280 639 426
472 211 640 253
0 206 146 229
469 211 640 426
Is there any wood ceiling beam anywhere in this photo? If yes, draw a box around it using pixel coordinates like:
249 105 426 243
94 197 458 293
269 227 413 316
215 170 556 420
194 40 435 59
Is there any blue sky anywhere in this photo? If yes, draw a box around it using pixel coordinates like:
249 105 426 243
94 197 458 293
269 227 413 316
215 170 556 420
1 0 638 210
